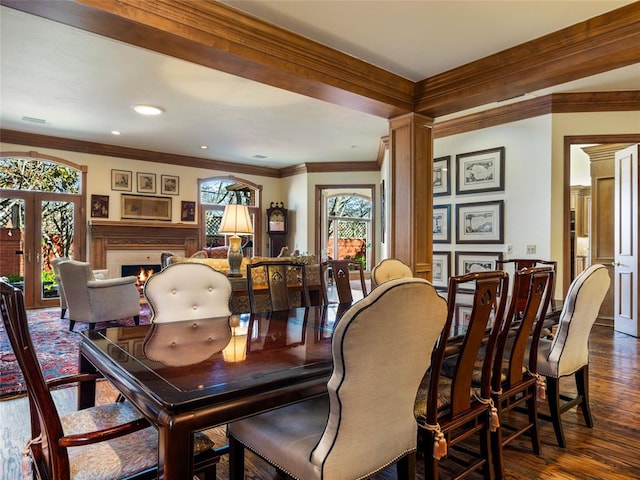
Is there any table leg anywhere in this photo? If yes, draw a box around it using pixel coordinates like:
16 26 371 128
78 351 96 410
157 415 194 480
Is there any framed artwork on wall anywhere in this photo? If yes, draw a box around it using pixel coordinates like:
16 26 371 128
456 146 505 195
432 251 451 290
433 204 451 243
181 201 196 221
111 169 132 191
433 155 451 197
455 251 504 276
121 194 172 221
161 175 179 195
137 172 156 194
456 200 504 244
90 194 109 218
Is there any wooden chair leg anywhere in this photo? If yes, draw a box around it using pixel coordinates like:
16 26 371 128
133 314 140 326
228 436 245 480
575 365 594 428
527 389 541 454
69 319 75 331
479 424 495 480
61 307 66 319
396 452 416 480
421 428 439 480
491 425 505 480
545 376 566 448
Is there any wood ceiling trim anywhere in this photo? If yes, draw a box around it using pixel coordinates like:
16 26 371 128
415 2 640 117
0 0 414 119
433 91 640 138
0 129 281 178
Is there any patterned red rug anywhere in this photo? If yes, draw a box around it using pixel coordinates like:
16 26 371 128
0 306 150 399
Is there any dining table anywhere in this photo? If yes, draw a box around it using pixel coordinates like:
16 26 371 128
78 296 561 480
78 303 352 480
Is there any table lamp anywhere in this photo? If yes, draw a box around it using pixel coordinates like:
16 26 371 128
219 204 254 277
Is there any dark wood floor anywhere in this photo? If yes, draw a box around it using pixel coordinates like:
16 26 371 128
1 323 638 480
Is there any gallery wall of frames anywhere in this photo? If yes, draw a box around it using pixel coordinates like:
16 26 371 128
432 146 506 290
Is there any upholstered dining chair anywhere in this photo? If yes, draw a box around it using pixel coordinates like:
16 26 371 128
143 262 232 323
489 266 554 479
228 277 448 480
528 263 610 448
247 260 310 313
57 260 140 331
415 270 509 480
0 280 220 480
371 258 413 288
319 259 367 304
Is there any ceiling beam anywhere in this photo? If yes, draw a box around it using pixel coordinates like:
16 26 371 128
415 2 640 117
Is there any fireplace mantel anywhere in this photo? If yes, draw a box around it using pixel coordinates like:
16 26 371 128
89 221 201 270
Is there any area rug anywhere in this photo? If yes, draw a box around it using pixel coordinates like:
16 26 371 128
0 306 150 400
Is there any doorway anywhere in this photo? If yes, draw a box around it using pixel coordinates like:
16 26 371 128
0 153 86 308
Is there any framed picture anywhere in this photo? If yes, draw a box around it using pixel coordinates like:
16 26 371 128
432 251 451 290
111 169 132 191
90 194 109 218
433 155 451 197
456 146 505 195
121 194 172 221
433 204 451 243
456 200 504 244
161 174 179 195
136 172 156 194
181 201 196 221
454 304 473 336
455 251 503 276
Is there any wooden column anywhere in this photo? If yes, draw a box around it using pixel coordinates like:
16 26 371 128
388 113 434 281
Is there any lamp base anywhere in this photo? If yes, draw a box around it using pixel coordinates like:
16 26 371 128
227 235 244 277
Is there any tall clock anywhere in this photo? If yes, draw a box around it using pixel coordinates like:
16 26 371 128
267 202 288 256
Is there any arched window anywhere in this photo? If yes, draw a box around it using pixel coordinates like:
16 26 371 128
326 194 372 270
1 153 86 308
199 176 262 256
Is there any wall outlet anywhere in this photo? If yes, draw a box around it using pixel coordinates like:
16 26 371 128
526 244 537 254
506 244 513 254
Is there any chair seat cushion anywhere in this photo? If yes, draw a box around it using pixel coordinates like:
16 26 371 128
228 396 328 480
60 402 214 480
414 374 454 420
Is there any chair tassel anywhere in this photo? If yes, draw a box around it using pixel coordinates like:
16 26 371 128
490 406 500 432
536 376 546 400
435 431 448 459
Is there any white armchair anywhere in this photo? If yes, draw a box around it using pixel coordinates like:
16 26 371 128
57 260 140 331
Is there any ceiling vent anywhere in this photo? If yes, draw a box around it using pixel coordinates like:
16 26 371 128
22 116 46 124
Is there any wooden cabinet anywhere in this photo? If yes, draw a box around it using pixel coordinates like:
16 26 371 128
570 185 590 238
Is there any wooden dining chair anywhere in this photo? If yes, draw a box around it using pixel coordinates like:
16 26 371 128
247 260 310 313
0 280 220 480
319 259 367 304
228 278 447 480
528 264 610 448
414 270 509 480
496 258 557 314
489 266 554 479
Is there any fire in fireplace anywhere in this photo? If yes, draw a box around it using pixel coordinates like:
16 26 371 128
121 264 161 292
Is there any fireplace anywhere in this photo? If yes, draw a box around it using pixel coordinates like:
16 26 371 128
122 264 161 292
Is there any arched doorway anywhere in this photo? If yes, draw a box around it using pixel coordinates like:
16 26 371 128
0 153 86 308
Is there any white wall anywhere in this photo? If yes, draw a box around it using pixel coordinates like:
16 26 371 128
434 115 554 264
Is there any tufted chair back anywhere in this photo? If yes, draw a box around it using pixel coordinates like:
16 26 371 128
143 263 232 323
371 258 413 288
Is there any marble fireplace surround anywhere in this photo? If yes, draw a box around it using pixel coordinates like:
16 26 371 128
89 221 200 278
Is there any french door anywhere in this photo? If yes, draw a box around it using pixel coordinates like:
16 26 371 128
0 190 82 309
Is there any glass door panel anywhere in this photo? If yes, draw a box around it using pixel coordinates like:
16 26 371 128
40 199 75 302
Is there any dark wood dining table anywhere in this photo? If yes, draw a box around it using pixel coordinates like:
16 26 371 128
78 303 351 480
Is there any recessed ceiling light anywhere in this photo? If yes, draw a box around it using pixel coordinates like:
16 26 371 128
133 104 164 116
200 145 208 150
111 130 121 135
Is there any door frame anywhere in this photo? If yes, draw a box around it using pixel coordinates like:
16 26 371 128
563 135 640 296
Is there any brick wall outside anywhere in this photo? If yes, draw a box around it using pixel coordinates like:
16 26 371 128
0 228 23 278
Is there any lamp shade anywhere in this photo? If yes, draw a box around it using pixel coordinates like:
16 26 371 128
219 204 254 235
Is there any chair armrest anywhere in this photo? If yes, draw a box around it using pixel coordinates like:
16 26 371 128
58 417 151 447
46 373 102 389
87 276 137 288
